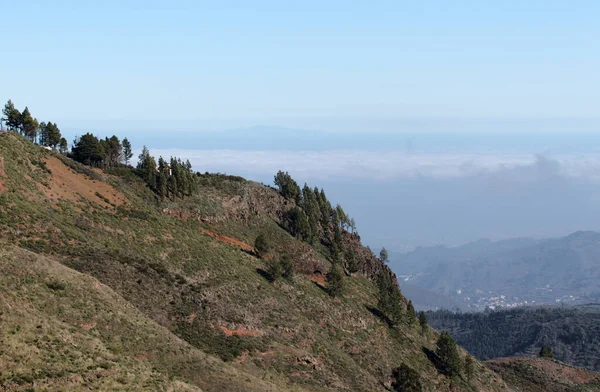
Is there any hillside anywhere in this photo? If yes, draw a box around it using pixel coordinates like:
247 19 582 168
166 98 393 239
0 131 513 391
428 306 600 371
486 357 600 392
390 233 600 309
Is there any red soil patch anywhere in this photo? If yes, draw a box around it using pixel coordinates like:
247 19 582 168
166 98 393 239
309 273 326 287
80 321 97 331
198 227 254 252
135 353 156 361
187 313 198 324
43 157 127 208
220 326 260 337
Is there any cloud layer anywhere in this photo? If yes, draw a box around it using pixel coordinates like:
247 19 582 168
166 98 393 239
137 147 600 248
145 148 600 183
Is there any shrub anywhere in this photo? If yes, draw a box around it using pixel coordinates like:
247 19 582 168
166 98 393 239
392 363 422 392
254 233 270 256
47 281 67 291
265 258 283 282
281 254 295 279
539 345 554 359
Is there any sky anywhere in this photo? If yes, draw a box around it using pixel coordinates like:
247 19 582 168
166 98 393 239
2 1 599 132
3 2 600 250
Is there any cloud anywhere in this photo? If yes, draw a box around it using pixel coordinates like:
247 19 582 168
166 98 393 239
141 148 600 183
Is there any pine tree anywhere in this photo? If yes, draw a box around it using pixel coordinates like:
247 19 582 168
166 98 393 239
419 311 428 335
157 172 167 200
407 300 416 322
349 217 357 233
436 332 462 376
465 355 475 382
38 122 48 145
539 345 554 359
2 100 21 131
286 207 311 241
46 122 62 148
122 138 133 165
274 170 301 202
59 138 68 154
168 175 178 201
20 107 37 140
344 248 359 274
302 184 320 244
380 247 389 263
72 133 103 166
377 271 404 326
326 264 344 297
137 146 157 189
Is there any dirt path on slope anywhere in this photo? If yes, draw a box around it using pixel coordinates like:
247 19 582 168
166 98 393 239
198 227 255 252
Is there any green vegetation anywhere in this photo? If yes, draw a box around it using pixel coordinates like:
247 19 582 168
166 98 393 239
539 345 554 359
419 311 428 335
325 264 344 297
2 99 63 145
254 233 270 256
428 306 600 371
380 246 389 263
436 331 462 377
391 363 423 391
0 128 562 391
376 269 405 326
487 357 600 392
465 354 475 382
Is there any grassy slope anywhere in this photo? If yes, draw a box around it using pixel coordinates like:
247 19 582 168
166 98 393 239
486 357 600 392
0 244 280 391
0 132 508 391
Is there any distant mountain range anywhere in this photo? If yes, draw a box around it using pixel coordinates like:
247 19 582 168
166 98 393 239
391 231 600 310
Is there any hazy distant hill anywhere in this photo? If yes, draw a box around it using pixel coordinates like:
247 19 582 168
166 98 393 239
390 232 600 309
399 281 470 312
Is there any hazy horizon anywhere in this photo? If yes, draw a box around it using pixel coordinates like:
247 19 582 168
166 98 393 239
3 1 600 250
74 127 600 251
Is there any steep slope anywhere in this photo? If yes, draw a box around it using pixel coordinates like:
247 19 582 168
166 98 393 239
0 244 279 391
0 131 508 391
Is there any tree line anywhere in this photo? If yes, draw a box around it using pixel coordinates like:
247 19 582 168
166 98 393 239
2 100 198 203
2 99 68 152
71 133 197 201
71 133 133 168
427 306 600 371
137 146 197 201
272 170 411 325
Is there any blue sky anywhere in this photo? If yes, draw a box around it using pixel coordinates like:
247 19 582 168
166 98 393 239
2 1 599 133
